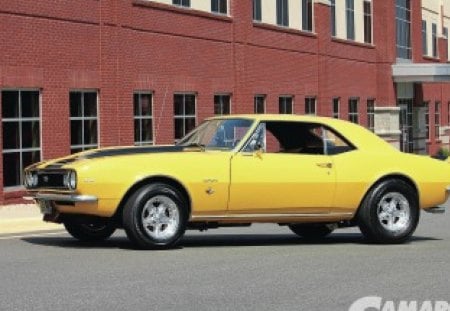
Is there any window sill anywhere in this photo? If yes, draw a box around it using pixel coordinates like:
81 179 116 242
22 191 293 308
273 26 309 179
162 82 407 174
331 37 375 49
132 0 233 23
253 22 317 38
423 55 441 62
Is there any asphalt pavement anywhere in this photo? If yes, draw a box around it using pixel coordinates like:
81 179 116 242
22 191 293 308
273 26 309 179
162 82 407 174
0 204 449 311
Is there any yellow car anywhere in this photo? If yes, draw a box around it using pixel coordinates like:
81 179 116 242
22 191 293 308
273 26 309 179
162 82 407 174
24 115 449 249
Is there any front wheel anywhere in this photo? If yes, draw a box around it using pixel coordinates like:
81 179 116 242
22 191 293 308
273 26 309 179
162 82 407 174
357 179 419 244
63 218 116 242
122 183 188 249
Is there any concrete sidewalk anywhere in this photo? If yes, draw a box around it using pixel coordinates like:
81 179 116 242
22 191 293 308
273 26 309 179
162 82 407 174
0 204 63 235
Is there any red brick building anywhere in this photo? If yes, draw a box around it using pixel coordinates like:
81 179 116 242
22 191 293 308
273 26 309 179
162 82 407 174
1 0 450 203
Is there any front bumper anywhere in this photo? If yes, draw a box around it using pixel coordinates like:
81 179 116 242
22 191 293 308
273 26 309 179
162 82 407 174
24 193 98 203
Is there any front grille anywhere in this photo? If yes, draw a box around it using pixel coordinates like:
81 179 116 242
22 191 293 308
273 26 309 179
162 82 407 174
36 171 67 189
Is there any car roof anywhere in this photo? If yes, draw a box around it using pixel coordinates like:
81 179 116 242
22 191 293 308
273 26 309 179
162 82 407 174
207 114 396 153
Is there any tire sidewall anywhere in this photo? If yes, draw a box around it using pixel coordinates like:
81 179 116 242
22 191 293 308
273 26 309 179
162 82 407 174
124 183 188 249
360 180 420 243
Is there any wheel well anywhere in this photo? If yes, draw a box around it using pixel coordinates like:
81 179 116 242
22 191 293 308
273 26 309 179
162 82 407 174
355 174 419 217
112 176 192 226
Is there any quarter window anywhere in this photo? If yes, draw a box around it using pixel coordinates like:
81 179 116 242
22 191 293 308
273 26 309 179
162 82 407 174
211 0 227 14
305 97 316 115
214 94 231 115
276 0 289 27
70 91 98 154
348 98 359 124
134 92 153 146
279 96 293 114
174 93 196 140
2 90 41 188
254 95 266 114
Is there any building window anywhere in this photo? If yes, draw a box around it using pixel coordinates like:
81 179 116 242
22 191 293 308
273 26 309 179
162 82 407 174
363 0 372 44
254 95 266 113
444 27 448 60
211 0 227 14
367 99 375 132
276 0 289 27
302 0 313 32
424 102 429 139
134 92 153 146
435 101 441 139
279 96 293 114
214 94 231 115
174 94 196 140
396 0 411 59
253 0 262 21
332 97 340 118
2 90 41 188
348 98 359 124
305 97 316 115
432 23 438 58
422 20 428 55
330 0 336 36
346 0 355 40
172 0 190 7
448 101 450 125
70 91 98 154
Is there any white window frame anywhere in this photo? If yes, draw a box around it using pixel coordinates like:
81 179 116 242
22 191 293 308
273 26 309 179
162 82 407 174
1 88 42 190
214 93 232 115
254 95 266 114
69 90 99 153
305 97 316 115
332 97 340 119
134 91 154 146
348 97 359 124
279 95 294 114
174 92 197 141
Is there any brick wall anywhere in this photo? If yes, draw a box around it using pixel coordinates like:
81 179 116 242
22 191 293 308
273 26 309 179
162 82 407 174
1 0 450 202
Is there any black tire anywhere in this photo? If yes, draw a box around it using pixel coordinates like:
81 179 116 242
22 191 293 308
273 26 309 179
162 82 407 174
357 179 419 244
63 218 116 242
122 183 188 250
289 224 335 239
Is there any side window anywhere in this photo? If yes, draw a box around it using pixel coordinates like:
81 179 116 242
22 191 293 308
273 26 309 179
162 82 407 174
242 121 354 155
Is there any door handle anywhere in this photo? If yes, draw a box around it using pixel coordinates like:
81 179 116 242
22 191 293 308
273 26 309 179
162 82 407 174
316 162 332 169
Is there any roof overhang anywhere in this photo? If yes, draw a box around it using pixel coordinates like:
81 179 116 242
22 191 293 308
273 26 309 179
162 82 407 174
392 63 450 83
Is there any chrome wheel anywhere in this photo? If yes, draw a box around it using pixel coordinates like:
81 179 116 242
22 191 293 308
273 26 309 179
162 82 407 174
141 195 180 241
377 192 411 232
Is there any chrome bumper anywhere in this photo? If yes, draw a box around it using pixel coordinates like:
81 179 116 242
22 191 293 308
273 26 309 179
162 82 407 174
23 193 98 203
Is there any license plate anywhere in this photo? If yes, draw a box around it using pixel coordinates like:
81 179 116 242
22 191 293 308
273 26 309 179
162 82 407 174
38 200 53 215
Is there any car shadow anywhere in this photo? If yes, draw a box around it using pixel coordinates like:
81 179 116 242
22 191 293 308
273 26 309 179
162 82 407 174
20 232 441 250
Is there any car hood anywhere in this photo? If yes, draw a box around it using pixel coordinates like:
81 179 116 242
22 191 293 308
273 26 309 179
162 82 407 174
31 145 199 170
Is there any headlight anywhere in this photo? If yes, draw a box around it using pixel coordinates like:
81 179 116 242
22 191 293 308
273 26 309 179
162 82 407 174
24 171 38 188
63 171 77 190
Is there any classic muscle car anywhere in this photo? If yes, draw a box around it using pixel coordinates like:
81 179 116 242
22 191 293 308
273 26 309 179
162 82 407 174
24 115 449 249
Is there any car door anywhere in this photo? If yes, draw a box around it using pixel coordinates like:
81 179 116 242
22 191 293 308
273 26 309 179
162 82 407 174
228 121 336 214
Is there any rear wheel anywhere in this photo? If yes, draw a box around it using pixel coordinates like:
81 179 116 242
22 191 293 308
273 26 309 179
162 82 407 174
357 179 419 244
123 183 188 249
63 218 116 242
289 224 335 240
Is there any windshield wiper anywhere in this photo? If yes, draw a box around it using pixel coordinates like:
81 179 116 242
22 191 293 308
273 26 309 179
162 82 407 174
181 143 206 151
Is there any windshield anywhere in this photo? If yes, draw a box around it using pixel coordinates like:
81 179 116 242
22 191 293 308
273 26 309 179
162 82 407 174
177 118 254 150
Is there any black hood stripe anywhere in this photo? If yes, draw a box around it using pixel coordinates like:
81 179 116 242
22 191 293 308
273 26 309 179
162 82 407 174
84 146 184 159
44 146 185 168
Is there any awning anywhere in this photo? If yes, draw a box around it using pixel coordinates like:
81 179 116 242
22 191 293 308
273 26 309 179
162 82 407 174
392 63 450 83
